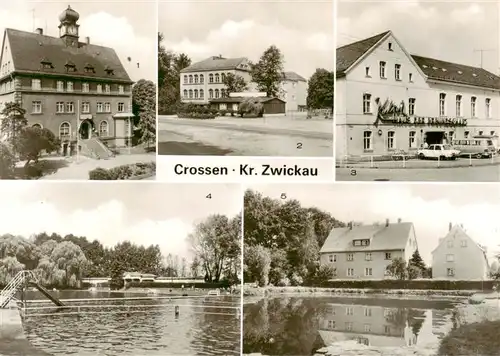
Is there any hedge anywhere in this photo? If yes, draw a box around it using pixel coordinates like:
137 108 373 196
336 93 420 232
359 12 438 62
89 161 155 180
126 281 230 289
318 279 495 291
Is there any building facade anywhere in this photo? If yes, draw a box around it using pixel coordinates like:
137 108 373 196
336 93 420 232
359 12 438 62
431 224 489 280
319 219 418 280
280 71 308 112
336 30 500 158
0 5 134 156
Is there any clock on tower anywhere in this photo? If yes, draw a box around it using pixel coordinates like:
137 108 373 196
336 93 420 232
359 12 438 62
58 5 80 47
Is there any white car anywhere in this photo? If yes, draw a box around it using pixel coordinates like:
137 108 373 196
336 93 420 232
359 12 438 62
417 144 460 160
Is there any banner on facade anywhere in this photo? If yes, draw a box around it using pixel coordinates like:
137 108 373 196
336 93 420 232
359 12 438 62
379 115 467 127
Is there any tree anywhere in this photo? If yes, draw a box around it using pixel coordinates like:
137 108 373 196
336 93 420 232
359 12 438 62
386 257 407 280
306 68 334 109
132 79 156 149
237 97 264 117
0 102 27 140
222 73 248 95
244 244 271 286
251 45 285 97
0 143 15 179
408 249 427 278
12 127 59 167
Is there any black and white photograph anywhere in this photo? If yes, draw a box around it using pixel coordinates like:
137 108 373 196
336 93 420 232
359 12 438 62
242 183 500 356
0 1 156 181
158 0 333 157
0 182 242 355
335 1 500 182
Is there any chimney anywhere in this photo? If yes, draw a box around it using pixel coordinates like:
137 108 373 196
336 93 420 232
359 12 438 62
449 222 452 231
35 28 43 35
385 218 389 227
397 218 402 224
85 37 90 44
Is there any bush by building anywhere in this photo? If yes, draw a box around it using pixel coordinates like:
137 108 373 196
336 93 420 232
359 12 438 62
89 161 155 180
318 279 495 291
176 103 218 119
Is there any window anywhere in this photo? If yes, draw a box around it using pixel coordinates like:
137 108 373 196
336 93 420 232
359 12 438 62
215 89 220 99
456 95 462 117
364 324 371 332
363 131 372 150
447 268 455 277
82 82 89 93
118 85 124 94
387 131 395 149
183 89 187 98
84 64 95 74
388 42 393 50
446 254 454 262
449 131 454 141
67 81 74 92
59 122 70 138
447 240 453 248
209 74 214 83
118 102 125 112
57 81 64 92
346 253 354 261
104 102 111 112
408 98 416 116
97 84 102 93
105 85 110 93
189 89 193 99
479 130 483 136
409 73 413 82
409 131 416 148
200 75 204 84
327 320 335 329
56 102 65 113
183 75 187 84
491 131 496 136
32 101 42 114
82 102 90 113
365 66 371 77
97 102 103 113
221 73 226 81
379 61 386 78
194 74 198 84
347 268 354 276
328 254 336 262
221 89 226 98
364 308 372 317
65 102 74 113
31 79 41 90
215 73 220 83
471 97 476 117
346 307 353 315
200 89 204 99
99 121 109 137
486 98 491 118
395 64 401 80
194 89 199 99
385 252 392 260
461 240 467 247
189 75 193 84
363 93 371 114
209 89 213 98
384 326 391 334
365 253 372 261
439 93 446 116
365 268 373 276
345 322 353 331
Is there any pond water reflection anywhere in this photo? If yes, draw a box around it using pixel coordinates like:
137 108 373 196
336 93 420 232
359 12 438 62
243 296 460 355
22 290 240 355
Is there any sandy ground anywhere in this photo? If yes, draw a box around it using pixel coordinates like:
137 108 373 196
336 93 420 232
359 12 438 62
38 154 156 180
158 115 333 157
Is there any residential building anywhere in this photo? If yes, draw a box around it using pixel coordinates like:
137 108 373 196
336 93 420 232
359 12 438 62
336 30 500 158
123 272 156 283
431 223 489 280
280 71 308 112
319 218 418 279
0 5 134 156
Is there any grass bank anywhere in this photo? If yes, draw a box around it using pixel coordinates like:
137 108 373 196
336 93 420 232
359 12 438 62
438 320 500 355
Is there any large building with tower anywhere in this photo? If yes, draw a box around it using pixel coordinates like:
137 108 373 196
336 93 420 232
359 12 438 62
336 30 500 158
0 5 134 157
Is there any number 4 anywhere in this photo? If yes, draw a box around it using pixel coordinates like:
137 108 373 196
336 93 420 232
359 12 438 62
206 194 212 199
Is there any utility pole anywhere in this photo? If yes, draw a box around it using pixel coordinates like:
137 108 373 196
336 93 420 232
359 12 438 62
474 49 495 68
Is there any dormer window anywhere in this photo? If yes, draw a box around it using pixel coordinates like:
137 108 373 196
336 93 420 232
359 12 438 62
353 239 370 246
104 66 115 75
40 57 53 69
84 63 95 74
64 60 76 73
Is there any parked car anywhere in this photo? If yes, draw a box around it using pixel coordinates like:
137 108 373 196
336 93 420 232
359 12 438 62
452 138 495 158
417 144 460 160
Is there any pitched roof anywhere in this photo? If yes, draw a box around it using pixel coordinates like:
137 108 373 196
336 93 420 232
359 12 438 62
5 28 132 83
209 96 285 103
335 30 500 89
336 30 390 78
283 71 306 82
180 56 249 73
411 55 500 90
320 222 413 253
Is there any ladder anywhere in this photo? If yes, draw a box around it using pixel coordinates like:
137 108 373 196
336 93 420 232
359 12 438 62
0 270 34 308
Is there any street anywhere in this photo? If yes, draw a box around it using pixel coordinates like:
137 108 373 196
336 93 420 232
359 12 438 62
336 165 500 182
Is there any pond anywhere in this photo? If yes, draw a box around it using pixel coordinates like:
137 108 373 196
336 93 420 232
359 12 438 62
21 290 240 355
243 296 462 355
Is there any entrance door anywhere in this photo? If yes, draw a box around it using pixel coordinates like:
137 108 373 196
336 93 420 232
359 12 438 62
425 131 445 145
80 121 91 140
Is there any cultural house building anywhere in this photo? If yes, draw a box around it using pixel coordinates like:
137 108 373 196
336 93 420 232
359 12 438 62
336 30 500 158
0 5 134 157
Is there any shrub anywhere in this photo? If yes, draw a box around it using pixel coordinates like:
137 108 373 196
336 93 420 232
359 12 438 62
89 162 155 180
219 110 227 117
0 143 15 179
238 97 264 118
89 167 112 180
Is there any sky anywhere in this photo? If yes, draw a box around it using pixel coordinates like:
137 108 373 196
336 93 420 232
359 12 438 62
0 0 156 81
0 182 242 262
337 0 500 74
248 183 500 265
158 0 333 80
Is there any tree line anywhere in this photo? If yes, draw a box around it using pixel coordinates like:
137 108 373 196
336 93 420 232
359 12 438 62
158 33 333 114
0 213 241 289
243 190 344 287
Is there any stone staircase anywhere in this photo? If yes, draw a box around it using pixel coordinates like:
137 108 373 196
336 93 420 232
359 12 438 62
79 137 114 160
